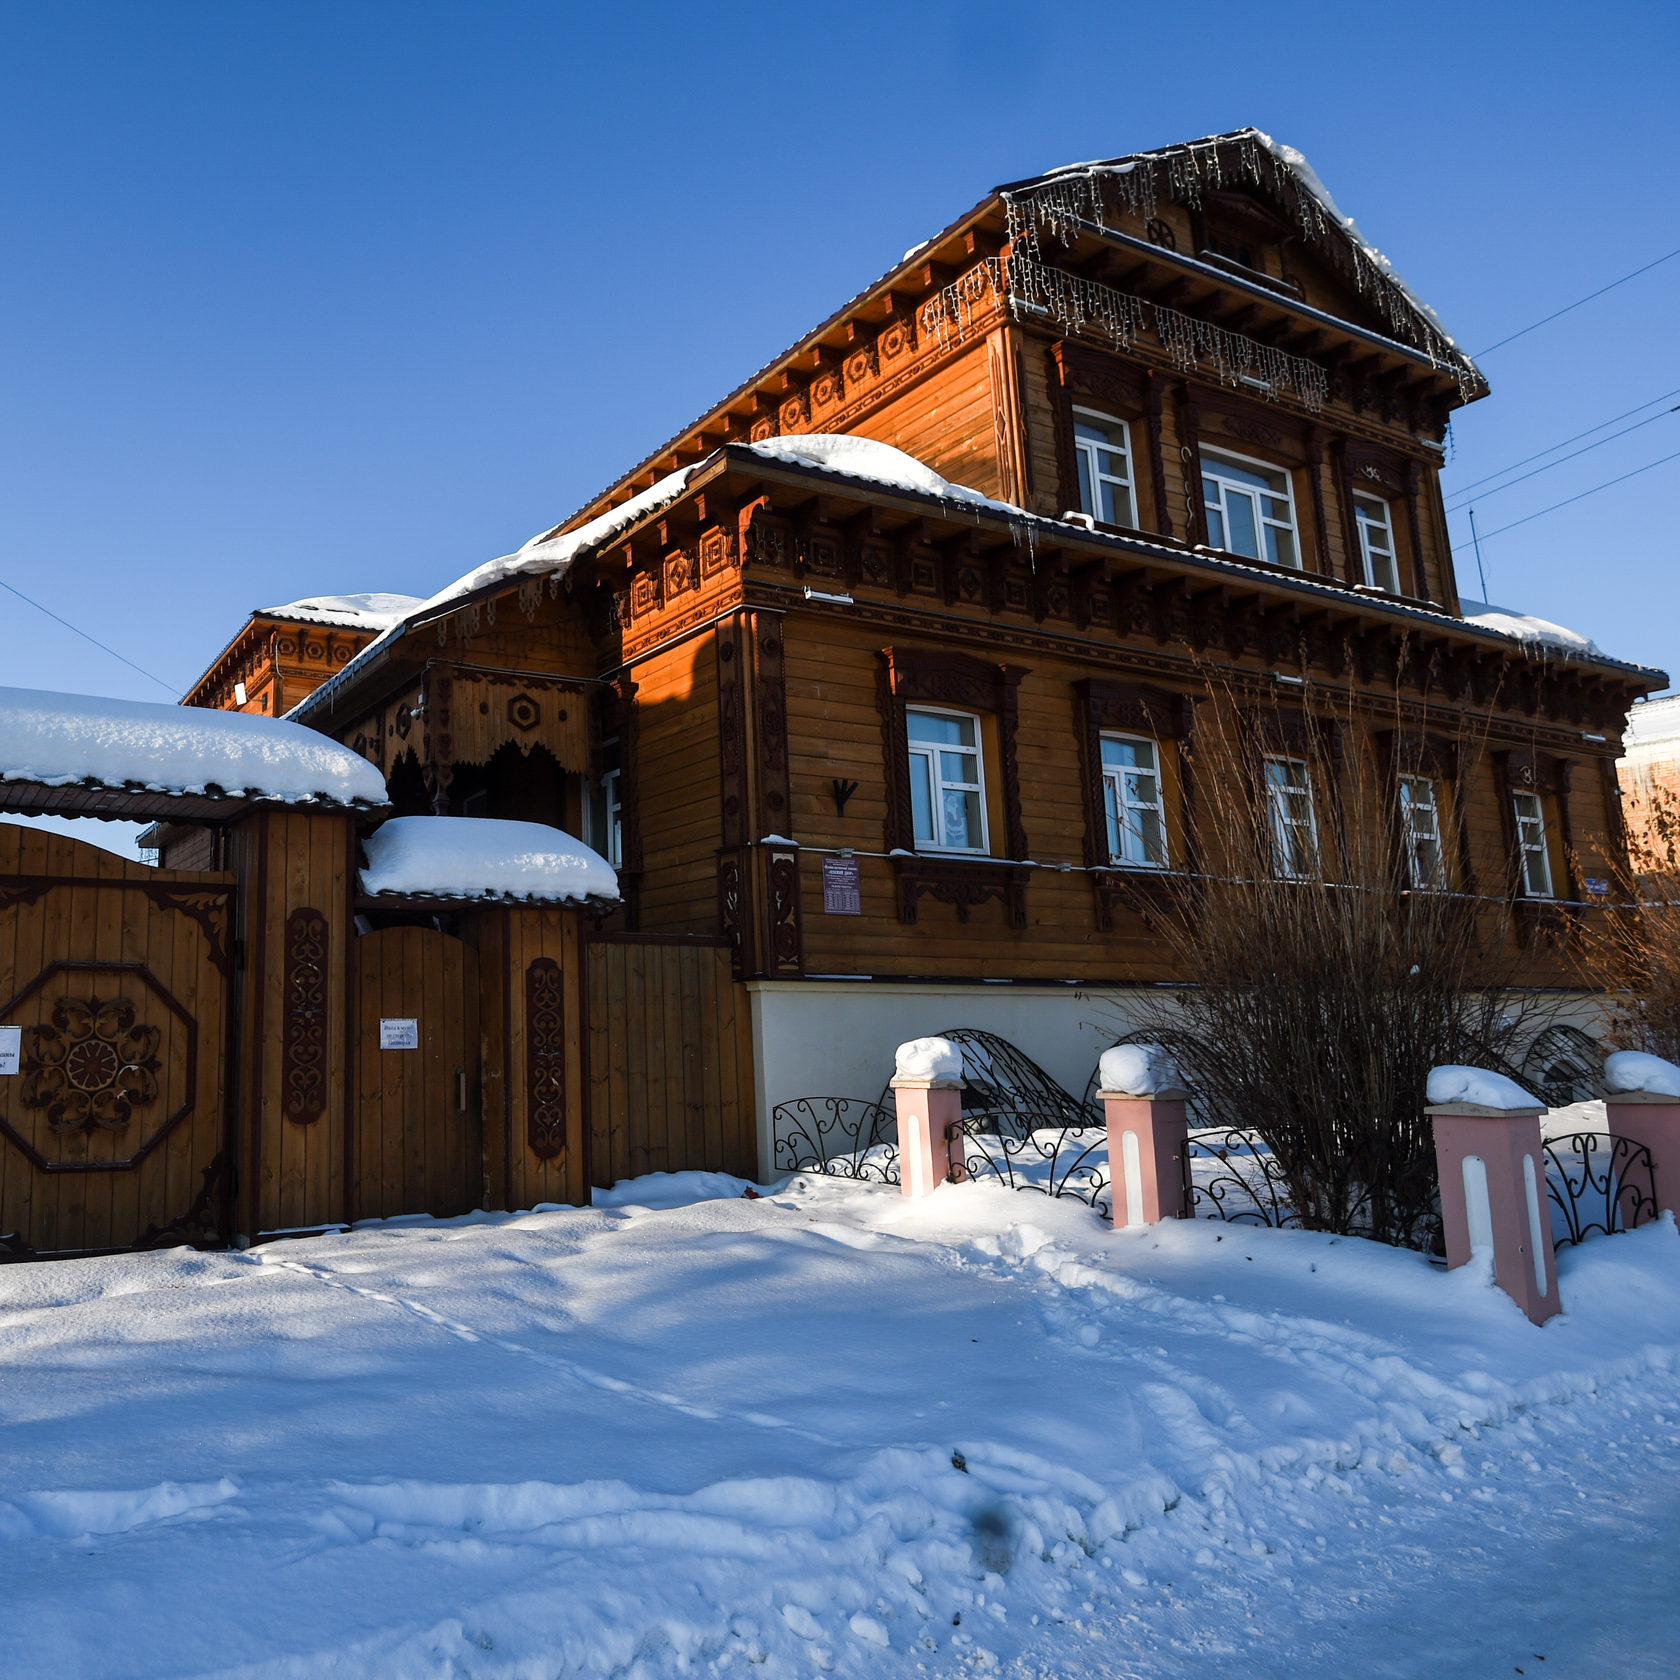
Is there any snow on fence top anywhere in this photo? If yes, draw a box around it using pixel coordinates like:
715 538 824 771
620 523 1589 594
893 1036 964 1084
1098 1042 1185 1098
359 816 620 904
1605 1050 1680 1099
1426 1065 1542 1111
1460 600 1600 659
0 686 387 808
261 593 425 632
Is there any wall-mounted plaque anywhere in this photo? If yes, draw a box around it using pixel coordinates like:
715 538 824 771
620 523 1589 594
379 1017 419 1050
822 856 862 915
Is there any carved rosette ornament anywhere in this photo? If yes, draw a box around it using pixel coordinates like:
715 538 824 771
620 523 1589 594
21 997 161 1135
526 958 566 1161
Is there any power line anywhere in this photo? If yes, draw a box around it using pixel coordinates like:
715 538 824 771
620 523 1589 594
1444 386 1680 499
0 575 176 695
1445 406 1680 510
1471 244 1680 357
1467 447 1680 542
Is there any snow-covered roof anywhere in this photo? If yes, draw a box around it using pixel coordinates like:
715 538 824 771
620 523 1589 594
360 816 620 904
1620 692 1680 762
0 686 388 809
741 434 1020 514
1011 127 1479 390
1459 600 1601 659
261 593 426 632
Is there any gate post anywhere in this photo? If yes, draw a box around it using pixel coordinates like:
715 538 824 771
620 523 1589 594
1427 1065 1559 1326
1603 1050 1680 1220
891 1037 963 1199
1097 1044 1190 1227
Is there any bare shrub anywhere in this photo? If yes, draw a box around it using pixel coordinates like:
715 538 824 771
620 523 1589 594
1118 681 1562 1248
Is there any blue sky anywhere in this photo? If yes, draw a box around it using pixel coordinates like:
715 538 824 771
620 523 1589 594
1 0 1676 701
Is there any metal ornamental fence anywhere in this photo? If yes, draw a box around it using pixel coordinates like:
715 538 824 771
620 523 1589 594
772 1028 1661 1254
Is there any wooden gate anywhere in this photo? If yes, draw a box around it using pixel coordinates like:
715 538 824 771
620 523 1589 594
0 828 234 1256
352 925 482 1220
586 934 754 1185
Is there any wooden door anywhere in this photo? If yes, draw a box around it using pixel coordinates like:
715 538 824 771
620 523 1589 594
352 925 482 1220
0 828 234 1256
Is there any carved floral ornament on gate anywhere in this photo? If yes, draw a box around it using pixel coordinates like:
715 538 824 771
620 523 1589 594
21 996 161 1135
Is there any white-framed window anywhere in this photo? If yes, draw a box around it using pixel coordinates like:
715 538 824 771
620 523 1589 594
1264 755 1318 879
1354 494 1401 593
1399 774 1445 888
1202 448 1300 569
1073 410 1138 529
1100 734 1168 868
587 739 623 869
907 707 988 853
1512 790 1554 898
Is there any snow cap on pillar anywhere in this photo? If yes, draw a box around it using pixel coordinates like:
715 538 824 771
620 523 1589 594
893 1036 963 1086
1605 1050 1680 1099
1425 1065 1541 1111
1099 1042 1187 1100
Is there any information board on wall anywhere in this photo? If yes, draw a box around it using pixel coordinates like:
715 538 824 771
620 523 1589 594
822 856 862 915
379 1017 419 1050
0 1025 19 1076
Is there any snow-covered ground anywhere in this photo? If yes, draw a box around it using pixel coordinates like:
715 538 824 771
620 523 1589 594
2 1174 1678 1678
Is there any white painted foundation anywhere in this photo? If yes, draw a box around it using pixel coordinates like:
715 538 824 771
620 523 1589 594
745 980 1162 1180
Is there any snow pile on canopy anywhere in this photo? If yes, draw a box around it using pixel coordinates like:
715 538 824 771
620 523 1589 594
0 686 387 807
1427 1064 1541 1110
744 434 1023 515
360 815 619 903
1460 599 1601 658
262 593 425 632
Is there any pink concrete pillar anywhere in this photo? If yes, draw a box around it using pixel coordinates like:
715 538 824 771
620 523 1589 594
1428 1078 1559 1325
1604 1051 1680 1222
1097 1044 1190 1226
891 1082 963 1198
1100 1093 1190 1225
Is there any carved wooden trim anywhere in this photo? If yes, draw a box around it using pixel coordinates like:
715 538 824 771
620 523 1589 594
715 615 749 849
1305 427 1332 576
1141 370 1172 538
763 847 804 976
420 672 455 815
893 856 1029 930
280 908 328 1125
525 957 566 1161
753 613 791 834
1045 348 1080 515
1403 460 1429 602
1175 384 1208 546
716 847 753 978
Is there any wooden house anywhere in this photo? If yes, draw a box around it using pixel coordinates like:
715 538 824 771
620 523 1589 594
179 128 1664 1182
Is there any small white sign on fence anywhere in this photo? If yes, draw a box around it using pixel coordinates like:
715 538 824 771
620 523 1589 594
379 1017 419 1051
0 1025 19 1076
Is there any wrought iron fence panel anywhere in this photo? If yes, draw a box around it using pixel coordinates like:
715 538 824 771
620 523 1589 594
1545 1131 1658 1248
954 1114 1111 1216
876 1028 1099 1135
1183 1129 1300 1228
773 1096 900 1184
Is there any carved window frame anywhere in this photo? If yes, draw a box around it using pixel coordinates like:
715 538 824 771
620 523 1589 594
1375 730 1473 896
877 648 1028 861
1495 750 1576 908
1073 681 1194 871
905 705 990 855
1071 409 1139 530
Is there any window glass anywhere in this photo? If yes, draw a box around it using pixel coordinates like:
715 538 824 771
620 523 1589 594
588 739 623 869
1513 790 1554 898
907 709 987 852
1203 449 1299 568
1263 755 1317 878
1073 411 1138 528
1399 774 1444 888
1354 494 1401 593
1100 734 1168 867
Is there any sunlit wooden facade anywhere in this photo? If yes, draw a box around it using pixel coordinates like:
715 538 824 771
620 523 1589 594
227 129 1661 1155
